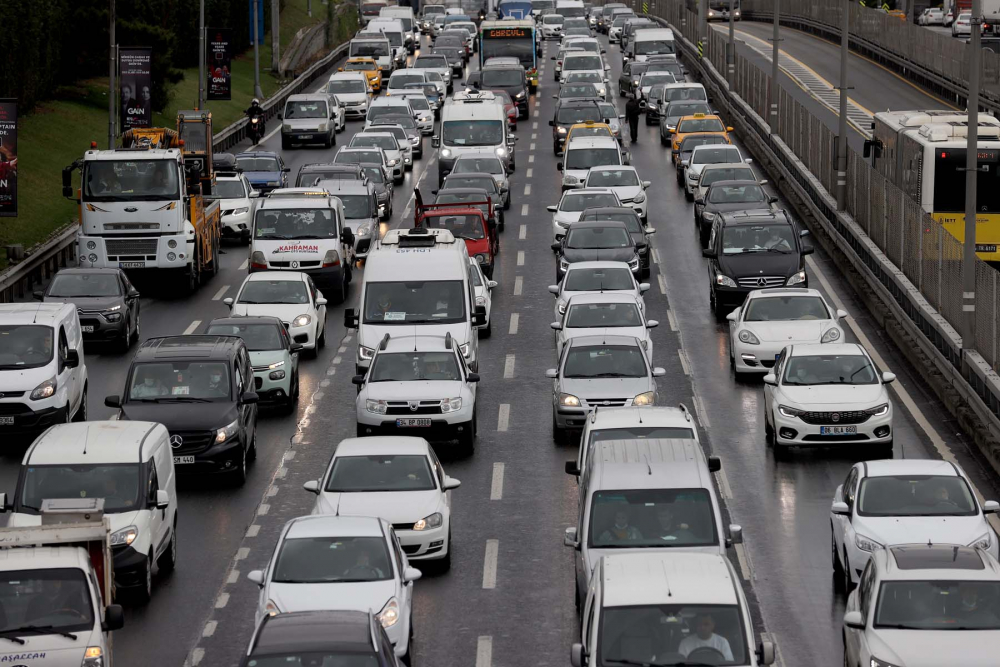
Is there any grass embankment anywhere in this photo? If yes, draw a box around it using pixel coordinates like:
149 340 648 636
7 0 334 260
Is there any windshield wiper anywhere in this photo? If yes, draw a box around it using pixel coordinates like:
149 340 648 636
258 234 290 240
762 246 791 253
0 625 78 640
164 397 213 402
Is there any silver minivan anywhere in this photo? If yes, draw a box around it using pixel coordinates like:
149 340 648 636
280 93 337 149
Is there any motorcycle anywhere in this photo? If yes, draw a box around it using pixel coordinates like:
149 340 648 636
247 114 264 144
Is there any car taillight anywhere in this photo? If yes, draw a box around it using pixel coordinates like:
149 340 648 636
322 249 341 268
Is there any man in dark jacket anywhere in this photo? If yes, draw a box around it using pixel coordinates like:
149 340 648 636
625 95 642 143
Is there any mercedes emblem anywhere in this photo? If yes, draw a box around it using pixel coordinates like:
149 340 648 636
831 413 840 423
169 435 184 449
756 277 768 287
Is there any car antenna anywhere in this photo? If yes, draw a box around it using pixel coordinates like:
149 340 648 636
636 407 643 424
659 559 673 597
643 453 652 475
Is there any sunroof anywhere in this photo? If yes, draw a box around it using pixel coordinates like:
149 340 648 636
891 545 985 571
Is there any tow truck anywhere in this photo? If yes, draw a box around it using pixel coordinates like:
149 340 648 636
414 189 499 277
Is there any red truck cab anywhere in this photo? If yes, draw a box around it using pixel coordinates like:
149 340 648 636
414 189 499 277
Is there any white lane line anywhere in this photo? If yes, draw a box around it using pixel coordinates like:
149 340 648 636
513 276 523 295
476 636 494 667
531 133 537 140
529 142 536 151
534 109 540 118
226 569 240 584
202 621 217 637
482 539 499 589
504 354 516 379
651 248 661 265
517 250 524 266
678 349 691 375
526 167 533 178
715 466 733 500
528 154 535 163
509 313 519 335
246 525 260 538
215 592 230 609
183 320 201 335
521 204 529 216
692 393 711 429
190 648 205 666
657 274 667 295
490 463 505 500
734 542 753 581
519 224 526 239
666 309 678 331
532 121 538 130
212 285 230 301
236 547 250 560
524 184 532 195
258 503 270 515
497 403 510 431
239 258 248 270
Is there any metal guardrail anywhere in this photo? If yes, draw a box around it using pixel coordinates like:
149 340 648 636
0 40 353 304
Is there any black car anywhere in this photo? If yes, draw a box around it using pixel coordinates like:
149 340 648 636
550 99 609 154
295 162 369 187
434 44 466 74
579 206 655 278
552 220 639 281
696 180 778 246
701 210 813 318
468 65 529 117
36 268 140 352
618 60 650 97
241 611 399 667
434 187 505 230
437 172 505 212
106 335 260 485
673 134 730 183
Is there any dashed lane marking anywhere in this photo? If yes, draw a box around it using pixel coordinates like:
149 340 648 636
189 648 205 666
183 321 201 335
524 184 532 195
531 133 537 140
476 636 494 667
521 204 529 216
212 285 229 300
490 463 505 500
666 309 678 332
532 121 538 130
482 539 499 589
246 525 260 538
239 259 248 270
657 274 667 295
215 592 229 609
526 168 533 178
529 142 536 151
513 276 523 295
519 224 526 240
503 354 515 379
226 570 239 584
509 313 519 335
651 248 660 265
528 154 535 163
517 250 524 266
678 349 691 375
497 404 510 431
202 621 217 638
692 393 711 429
236 547 250 560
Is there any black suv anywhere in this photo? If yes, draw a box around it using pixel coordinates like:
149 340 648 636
467 65 530 118
106 335 260 485
702 210 813 318
550 99 610 154
579 206 655 278
241 610 399 667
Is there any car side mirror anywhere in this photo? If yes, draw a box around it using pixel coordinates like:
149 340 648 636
642 180 651 189
694 196 704 205
550 321 563 330
547 205 558 212
32 290 44 301
316 297 328 307
247 570 265 588
129 288 141 298
548 120 555 126
843 610 865 630
467 372 481 383
652 367 666 377
881 372 896 384
762 374 777 386
638 282 650 293
65 349 80 369
432 135 441 147
443 476 462 490
242 391 259 404
223 297 234 307
548 285 560 295
646 319 658 328
104 395 121 408
563 526 579 548
345 308 359 329
303 480 320 494
802 245 815 255
352 374 366 386
565 460 580 476
103 604 125 632
768 196 779 204
984 500 1000 514
545 368 558 378
487 280 497 289
726 310 739 322
290 343 304 353
757 640 775 666
570 644 585 667
277 112 283 120
726 126 734 132
831 501 850 515
836 309 848 319
701 248 717 258
799 228 811 237
727 523 742 545
155 489 169 510
282 167 291 173
403 566 422 583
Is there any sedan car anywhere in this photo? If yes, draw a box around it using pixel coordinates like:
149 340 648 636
541 13 565 39
246 515 420 663
207 316 302 411
550 261 650 321
582 165 650 222
673 134 731 183
684 143 747 200
235 151 289 194
552 292 656 358
450 155 511 209
659 100 713 141
696 179 778 246
37 267 140 352
831 459 1000 593
953 11 972 36
359 162 394 221
548 188 622 241
578 206 655 279
763 343 895 456
304 436 461 567
618 60 650 98
224 272 328 355
692 163 760 213
547 335 666 445
471 258 497 338
726 288 845 376
563 71 609 100
553 220 639 281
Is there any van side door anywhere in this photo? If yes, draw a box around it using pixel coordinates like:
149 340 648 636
145 456 168 558
57 325 81 417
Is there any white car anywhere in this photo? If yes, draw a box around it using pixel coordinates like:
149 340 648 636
213 170 255 244
637 71 677 101
541 13 565 39
552 292 656 359
550 260 649 320
304 436 461 567
953 11 972 36
560 52 609 84
684 143 747 200
547 188 621 241
359 127 414 169
326 73 371 118
246 515 420 662
726 288 846 376
918 7 945 25
563 71 609 100
763 343 895 456
224 272 328 354
470 258 497 338
336 145 400 184
351 132 407 173
831 458 1000 592
353 333 480 455
582 165 650 222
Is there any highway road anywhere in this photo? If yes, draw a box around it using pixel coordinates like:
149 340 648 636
13 28 1000 667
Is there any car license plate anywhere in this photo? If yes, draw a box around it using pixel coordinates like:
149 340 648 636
173 456 195 464
396 418 432 427
81 326 95 333
0 417 13 425
119 261 145 269
820 426 857 435
298 135 311 140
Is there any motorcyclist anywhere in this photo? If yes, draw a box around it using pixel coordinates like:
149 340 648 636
245 98 265 136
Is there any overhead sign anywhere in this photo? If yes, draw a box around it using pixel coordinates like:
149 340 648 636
0 100 17 218
207 28 233 101
119 47 153 132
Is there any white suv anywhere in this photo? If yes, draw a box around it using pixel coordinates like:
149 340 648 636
213 169 256 244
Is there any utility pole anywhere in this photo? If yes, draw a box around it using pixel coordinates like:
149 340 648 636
766 0 780 131
308 0 313 17
962 0 982 350
108 0 116 148
700 0 708 50
197 0 205 109
727 0 735 85
271 0 281 73
835 0 850 209
253 0 264 99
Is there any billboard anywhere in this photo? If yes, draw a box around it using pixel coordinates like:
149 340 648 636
119 47 153 132
207 29 233 101
0 100 16 218
249 0 265 44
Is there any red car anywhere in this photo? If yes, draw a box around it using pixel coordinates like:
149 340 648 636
414 189 499 277
488 89 518 129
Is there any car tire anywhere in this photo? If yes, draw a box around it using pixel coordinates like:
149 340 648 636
318 320 327 348
283 371 300 415
132 553 153 605
247 427 258 463
843 553 854 592
876 439 893 459
440 528 453 572
660 131 668 146
158 518 178 574
131 309 141 344
119 316 132 353
676 170 684 186
459 409 476 456
72 386 88 422
684 188 694 202
831 527 844 583
764 411 775 447
281 137 291 151
230 446 248 487
480 316 492 339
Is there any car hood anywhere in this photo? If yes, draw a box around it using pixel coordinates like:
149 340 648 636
563 247 635 264
244 171 282 184
560 376 652 398
718 252 800 278
120 401 239 430
232 303 316 323
316 490 442 524
361 322 470 354
364 380 465 401
705 201 771 216
585 544 724 574
268 579 397 616
250 349 288 368
780 384 886 406
554 211 585 225
744 320 832 343
0 366 61 392
337 92 369 104
285 118 329 129
866 629 1000 666
854 515 991 550
0 634 103 666
44 295 123 312
10 509 140 535
219 197 250 211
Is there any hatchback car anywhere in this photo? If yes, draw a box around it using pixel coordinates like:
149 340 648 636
673 134 731 182
553 220 639 281
470 258 497 338
552 292 656 358
548 188 622 242
550 261 649 320
224 272 328 355
684 143 748 200
582 165 650 222
450 154 511 208
38 268 140 352
235 151 289 194
578 206 655 279
240 610 400 667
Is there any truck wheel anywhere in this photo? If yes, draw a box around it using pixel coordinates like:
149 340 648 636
185 257 200 295
202 242 219 283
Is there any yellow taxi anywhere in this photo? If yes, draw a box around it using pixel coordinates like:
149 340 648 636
884 8 907 20
565 121 615 146
339 57 382 92
670 113 733 166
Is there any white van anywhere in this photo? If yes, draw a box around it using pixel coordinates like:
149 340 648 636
7 421 178 602
349 35 394 74
380 5 418 52
0 303 88 439
630 27 676 63
249 189 354 304
344 227 486 373
556 0 587 18
362 20 408 69
434 93 517 184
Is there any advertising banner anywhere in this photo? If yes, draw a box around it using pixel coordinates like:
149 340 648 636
119 47 153 132
207 29 233 100
0 100 16 218
249 0 265 44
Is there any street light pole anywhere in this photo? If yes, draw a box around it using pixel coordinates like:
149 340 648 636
766 0 780 131
835 0 850 209
727 0 735 85
962 0 982 350
197 0 205 109
108 0 116 148
271 0 281 73
253 0 264 99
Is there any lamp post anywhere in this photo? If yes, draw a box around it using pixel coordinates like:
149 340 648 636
253 0 264 99
962 0 983 351
835 0 850 209
108 0 116 148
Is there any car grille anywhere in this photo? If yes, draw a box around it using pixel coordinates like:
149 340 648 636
760 359 776 368
385 401 443 415
105 239 158 256
583 397 629 408
798 411 871 425
401 544 421 555
168 430 215 455
269 260 321 268
802 433 870 442
737 276 786 288
0 402 31 415
80 318 102 329
103 222 159 231
392 522 415 532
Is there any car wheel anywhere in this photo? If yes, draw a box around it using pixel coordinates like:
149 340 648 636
318 320 327 348
876 439 893 459
660 131 668 146
480 316 492 339
247 426 258 463
72 386 88 422
729 342 736 370
552 412 565 446
459 409 476 456
284 371 300 415
230 446 247 487
764 411 775 447
132 553 153 605
131 309 141 344
684 187 694 202
157 518 178 574
118 317 132 353
676 170 684 186
440 527 453 572
831 526 843 582
843 553 854 592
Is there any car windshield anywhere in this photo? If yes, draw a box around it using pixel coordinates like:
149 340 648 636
612 15 634 26
284 100 327 118
721 223 794 254
326 455 437 492
337 194 372 220
702 167 754 186
19 463 141 513
743 296 829 321
641 73 675 86
563 344 647 378
483 70 524 87
298 170 359 186
442 120 505 147
445 176 498 193
678 117 725 133
567 72 602 83
874 581 1000 630
543 14 564 23
272 536 393 583
238 280 311 305
236 157 280 172
128 361 231 401
564 55 602 70
566 302 641 327
47 273 121 297
206 323 283 351
666 102 711 119
600 604 747 665
404 95 430 111
370 350 462 382
391 74 425 87
635 39 675 54
454 158 504 174
588 488 718 548
557 106 603 124
586 169 639 187
0 326 53 370
589 426 695 445
566 225 630 248
707 184 766 204
561 192 620 212
580 210 642 232
561 84 600 99
782 354 878 385
0 569 96 636
565 267 635 291
353 135 398 151
82 159 180 202
328 79 367 94
360 165 386 184
254 207 339 240
364 280 466 324
566 148 621 170
858 475 978 516
680 136 727 153
344 60 377 70
693 147 741 164
422 213 485 239
414 56 448 67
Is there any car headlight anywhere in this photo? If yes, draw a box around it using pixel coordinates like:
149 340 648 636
366 399 388 414
557 126 567 134
459 343 471 358
869 658 900 667
292 314 312 328
628 256 640 271
378 598 400 628
269 370 286 381
715 274 737 287
786 270 806 285
778 404 803 418
231 207 249 216
865 403 889 417
441 148 453 158
387 158 399 166
555 219 571 228
633 391 655 406
167 252 177 262
215 419 240 444
357 224 370 237
557 302 567 315
30 377 57 401
815 325 844 344
563 175 579 184
738 330 760 345
474 253 487 264
359 345 375 360
412 512 445 532
87 241 97 250
633 191 645 203
283 123 292 131
559 393 581 407
702 211 717 222
264 599 281 617
855 534 882 553
317 122 329 131
597 87 606 96
82 646 104 667
496 146 507 158
440 397 463 412
110 525 138 547
634 79 640 85
515 91 525 99
475 295 486 306
268 180 281 187
969 532 993 550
